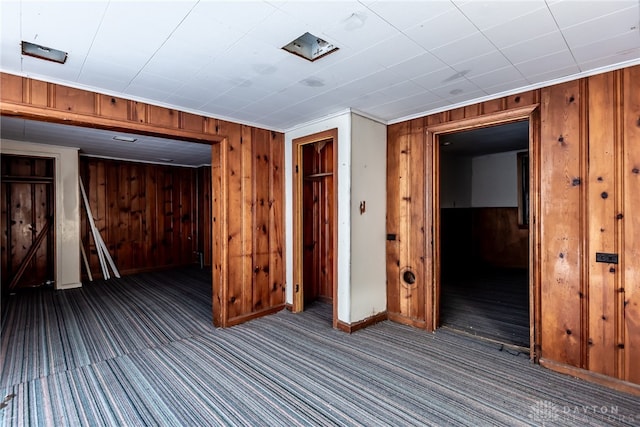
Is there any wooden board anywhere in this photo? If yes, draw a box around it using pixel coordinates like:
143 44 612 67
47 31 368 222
539 80 585 368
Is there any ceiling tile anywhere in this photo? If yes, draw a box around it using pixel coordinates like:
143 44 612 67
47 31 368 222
20 1 107 53
430 33 496 65
482 7 559 49
405 8 478 51
452 50 513 78
275 1 365 34
500 31 568 64
515 50 577 79
88 1 197 70
561 7 640 49
411 66 469 91
526 64 581 85
359 34 426 69
548 0 638 29
385 52 448 80
366 0 455 31
455 0 546 30
467 65 525 89
321 8 400 50
571 30 640 65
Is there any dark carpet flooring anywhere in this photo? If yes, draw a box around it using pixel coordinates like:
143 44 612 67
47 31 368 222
1 267 639 426
440 268 530 348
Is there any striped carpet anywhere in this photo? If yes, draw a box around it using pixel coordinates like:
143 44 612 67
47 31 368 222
2 268 639 426
440 268 530 348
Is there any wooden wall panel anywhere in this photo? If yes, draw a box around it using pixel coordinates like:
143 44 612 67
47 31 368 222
253 128 271 311
471 207 528 269
622 66 640 384
586 72 618 377
386 118 426 325
80 158 198 278
268 132 285 308
539 80 585 368
211 143 223 326
98 95 129 121
223 125 286 325
197 166 212 267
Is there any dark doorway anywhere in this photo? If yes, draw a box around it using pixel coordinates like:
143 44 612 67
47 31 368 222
438 121 530 349
292 129 338 327
1 155 55 294
301 140 334 306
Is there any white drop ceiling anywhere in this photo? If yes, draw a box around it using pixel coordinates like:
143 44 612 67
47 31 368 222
1 0 639 165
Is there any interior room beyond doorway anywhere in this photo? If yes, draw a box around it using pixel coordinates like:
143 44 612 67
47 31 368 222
439 121 530 349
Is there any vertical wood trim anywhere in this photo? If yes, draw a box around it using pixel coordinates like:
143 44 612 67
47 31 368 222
240 126 254 316
530 107 543 361
269 132 285 308
613 69 625 379
586 72 617 377
426 128 436 331
622 66 640 384
386 123 402 315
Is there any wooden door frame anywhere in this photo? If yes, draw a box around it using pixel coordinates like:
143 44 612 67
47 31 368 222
427 105 541 360
292 128 338 328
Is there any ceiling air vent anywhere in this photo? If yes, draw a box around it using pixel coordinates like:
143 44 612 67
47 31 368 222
282 32 338 62
21 41 67 64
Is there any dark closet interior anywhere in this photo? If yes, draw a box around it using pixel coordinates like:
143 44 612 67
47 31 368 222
302 139 334 307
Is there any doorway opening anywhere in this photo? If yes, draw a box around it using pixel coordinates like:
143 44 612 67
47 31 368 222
1 155 55 296
437 120 530 350
292 129 338 327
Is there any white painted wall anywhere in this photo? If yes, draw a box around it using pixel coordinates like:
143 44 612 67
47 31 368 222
284 111 352 323
440 153 472 208
471 150 521 208
1 139 82 290
349 113 386 323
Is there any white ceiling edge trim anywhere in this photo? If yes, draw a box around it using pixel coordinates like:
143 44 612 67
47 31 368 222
0 69 283 133
284 107 354 133
349 108 387 126
387 57 640 126
80 153 211 168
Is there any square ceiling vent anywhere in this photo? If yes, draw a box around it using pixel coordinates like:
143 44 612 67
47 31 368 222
282 32 338 62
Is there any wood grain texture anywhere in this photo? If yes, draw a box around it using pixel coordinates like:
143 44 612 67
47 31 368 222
80 158 198 278
622 65 640 384
586 71 618 377
1 156 54 291
539 80 585 368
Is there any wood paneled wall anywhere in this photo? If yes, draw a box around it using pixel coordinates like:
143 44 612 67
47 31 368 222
472 207 528 269
197 166 212 267
215 123 285 326
1 72 286 329
387 65 640 390
79 157 199 277
387 119 429 328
